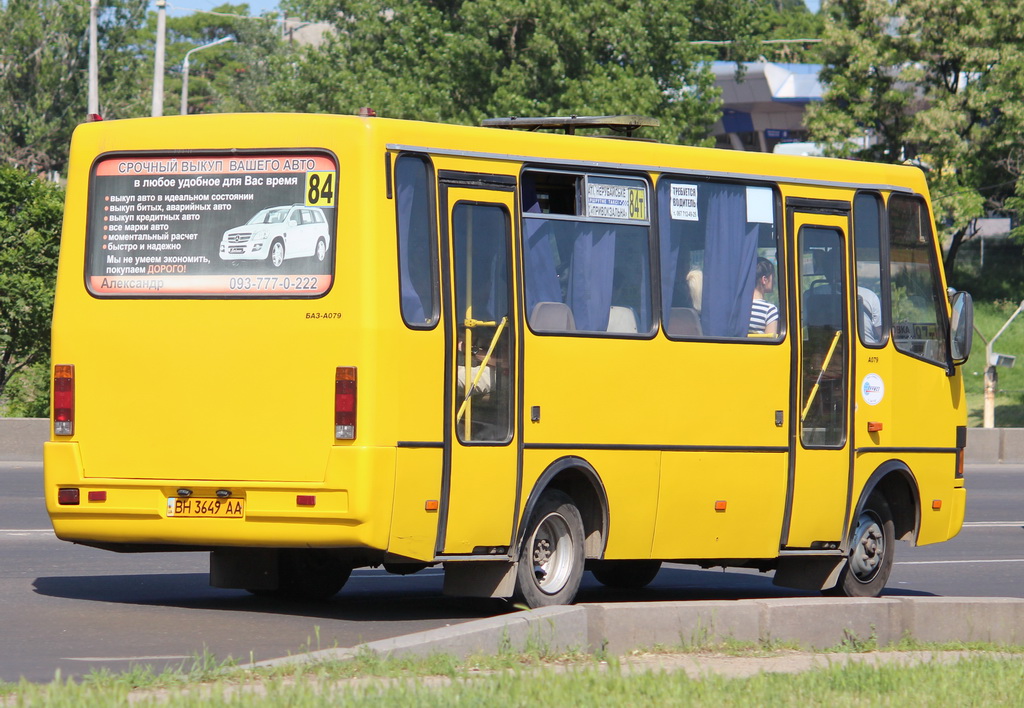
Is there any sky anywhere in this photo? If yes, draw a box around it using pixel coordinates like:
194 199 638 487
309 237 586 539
158 1 283 18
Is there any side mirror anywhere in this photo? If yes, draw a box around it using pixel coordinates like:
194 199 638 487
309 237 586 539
949 290 973 365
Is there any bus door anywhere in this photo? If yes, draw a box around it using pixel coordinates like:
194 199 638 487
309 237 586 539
437 175 519 556
783 206 853 549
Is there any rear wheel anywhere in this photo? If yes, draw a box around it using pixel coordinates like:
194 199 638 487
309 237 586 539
827 494 895 597
314 238 327 262
590 560 662 589
514 490 585 608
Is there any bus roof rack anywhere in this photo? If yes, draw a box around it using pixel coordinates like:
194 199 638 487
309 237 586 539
481 115 660 138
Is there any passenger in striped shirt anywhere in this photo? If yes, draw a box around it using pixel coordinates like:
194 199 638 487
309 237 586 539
749 257 779 335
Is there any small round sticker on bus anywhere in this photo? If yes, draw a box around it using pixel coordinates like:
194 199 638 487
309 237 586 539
861 373 885 406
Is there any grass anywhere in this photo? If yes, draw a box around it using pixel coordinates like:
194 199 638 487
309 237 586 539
3 640 1024 707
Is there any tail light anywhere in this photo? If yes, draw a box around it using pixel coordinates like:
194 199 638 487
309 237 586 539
335 367 356 440
53 365 75 436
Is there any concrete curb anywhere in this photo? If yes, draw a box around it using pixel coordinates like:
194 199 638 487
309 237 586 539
0 419 47 461
249 597 1024 671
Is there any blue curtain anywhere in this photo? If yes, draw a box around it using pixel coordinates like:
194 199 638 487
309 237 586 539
568 225 616 331
701 187 758 337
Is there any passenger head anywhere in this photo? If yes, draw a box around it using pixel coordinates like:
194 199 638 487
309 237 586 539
755 257 775 295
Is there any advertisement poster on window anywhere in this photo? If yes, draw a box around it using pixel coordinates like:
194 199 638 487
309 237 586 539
86 152 338 297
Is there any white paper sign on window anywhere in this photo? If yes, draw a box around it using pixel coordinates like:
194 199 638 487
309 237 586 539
670 184 699 221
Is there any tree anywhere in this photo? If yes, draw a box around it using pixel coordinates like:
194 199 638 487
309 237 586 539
805 0 1024 274
159 4 286 116
0 165 64 416
0 0 149 175
274 0 734 145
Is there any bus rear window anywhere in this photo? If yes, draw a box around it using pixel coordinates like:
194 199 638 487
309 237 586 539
86 152 338 297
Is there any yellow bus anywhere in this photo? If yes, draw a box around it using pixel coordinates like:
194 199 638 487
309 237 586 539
46 112 974 607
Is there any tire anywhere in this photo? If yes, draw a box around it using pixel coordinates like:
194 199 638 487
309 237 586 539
314 238 327 262
590 560 662 590
275 549 351 600
269 239 285 268
828 494 895 597
514 490 585 608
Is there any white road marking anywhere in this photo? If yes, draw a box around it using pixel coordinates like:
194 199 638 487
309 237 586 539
0 528 55 537
897 558 1024 566
962 522 1024 528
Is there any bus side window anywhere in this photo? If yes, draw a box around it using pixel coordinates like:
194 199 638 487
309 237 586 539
888 195 947 365
657 179 781 340
395 154 439 328
853 193 887 347
522 171 653 336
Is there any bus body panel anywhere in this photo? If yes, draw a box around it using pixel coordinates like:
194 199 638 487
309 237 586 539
652 450 788 559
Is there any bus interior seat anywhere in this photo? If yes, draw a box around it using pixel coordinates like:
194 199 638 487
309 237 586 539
607 306 638 333
530 301 576 332
667 307 702 337
802 293 842 329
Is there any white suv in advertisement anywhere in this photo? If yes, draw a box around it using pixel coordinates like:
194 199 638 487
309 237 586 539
219 205 330 267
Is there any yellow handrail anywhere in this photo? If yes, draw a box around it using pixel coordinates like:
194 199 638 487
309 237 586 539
457 316 508 423
801 329 842 422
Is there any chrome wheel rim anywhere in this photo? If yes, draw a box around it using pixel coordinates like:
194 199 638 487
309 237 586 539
849 510 885 582
271 243 284 267
530 512 573 594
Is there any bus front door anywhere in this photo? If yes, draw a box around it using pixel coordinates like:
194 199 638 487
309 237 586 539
783 211 853 549
438 182 519 556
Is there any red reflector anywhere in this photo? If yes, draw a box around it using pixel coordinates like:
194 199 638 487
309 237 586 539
335 367 357 440
53 365 75 436
714 500 727 512
296 495 316 507
88 491 107 502
425 500 439 511
58 488 80 505
932 499 942 510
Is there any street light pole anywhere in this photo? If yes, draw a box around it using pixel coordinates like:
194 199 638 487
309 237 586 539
87 0 99 118
151 0 167 116
180 36 235 115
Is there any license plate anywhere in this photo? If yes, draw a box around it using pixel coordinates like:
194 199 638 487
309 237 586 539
166 497 244 518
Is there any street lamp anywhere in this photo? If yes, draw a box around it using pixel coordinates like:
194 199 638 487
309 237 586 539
87 0 99 118
180 36 235 116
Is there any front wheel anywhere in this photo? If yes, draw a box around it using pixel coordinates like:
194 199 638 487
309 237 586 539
827 494 895 597
514 490 585 608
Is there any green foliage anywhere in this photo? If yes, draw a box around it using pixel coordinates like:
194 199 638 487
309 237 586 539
0 164 64 414
0 0 149 174
162 4 285 116
807 0 1024 273
0 0 90 173
274 0 734 145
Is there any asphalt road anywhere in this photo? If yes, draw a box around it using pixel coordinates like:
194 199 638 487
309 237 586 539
2 461 1022 683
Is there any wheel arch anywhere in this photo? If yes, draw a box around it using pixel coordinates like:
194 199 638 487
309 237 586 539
855 460 920 546
517 456 609 560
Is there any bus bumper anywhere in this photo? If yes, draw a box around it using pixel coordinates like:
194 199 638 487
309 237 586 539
43 441 396 551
